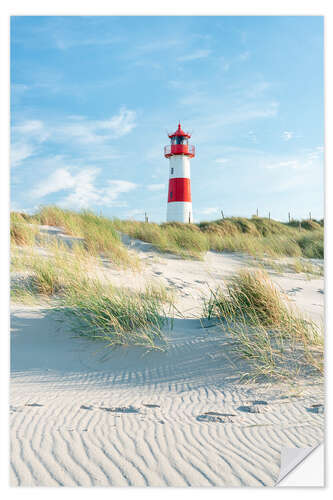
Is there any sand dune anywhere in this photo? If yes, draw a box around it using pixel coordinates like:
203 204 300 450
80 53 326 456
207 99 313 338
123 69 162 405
10 231 324 486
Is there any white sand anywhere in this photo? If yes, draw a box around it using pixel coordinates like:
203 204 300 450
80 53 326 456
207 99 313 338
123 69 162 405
10 230 324 486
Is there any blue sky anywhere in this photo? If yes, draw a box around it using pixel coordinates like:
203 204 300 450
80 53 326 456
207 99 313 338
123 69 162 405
11 16 324 222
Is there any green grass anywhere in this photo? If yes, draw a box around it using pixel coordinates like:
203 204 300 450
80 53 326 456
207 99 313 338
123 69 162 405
11 207 324 262
11 244 169 350
10 212 38 246
113 219 209 259
204 269 323 381
13 206 138 268
115 215 323 260
60 280 168 350
296 230 324 259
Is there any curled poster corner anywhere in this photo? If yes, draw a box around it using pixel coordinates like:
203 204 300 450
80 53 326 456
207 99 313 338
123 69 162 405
276 443 324 486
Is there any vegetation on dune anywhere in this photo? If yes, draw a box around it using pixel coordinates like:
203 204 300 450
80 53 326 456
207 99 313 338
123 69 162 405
10 212 38 246
11 245 170 350
11 207 137 268
286 218 323 230
113 219 209 259
296 230 324 259
115 215 323 261
11 207 324 262
204 269 323 380
60 280 168 350
10 207 324 362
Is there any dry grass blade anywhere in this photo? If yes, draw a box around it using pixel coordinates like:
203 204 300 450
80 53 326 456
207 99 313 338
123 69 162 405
204 269 323 381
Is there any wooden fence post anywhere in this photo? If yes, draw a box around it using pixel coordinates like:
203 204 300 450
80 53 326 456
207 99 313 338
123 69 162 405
221 210 224 220
288 212 291 223
256 208 258 217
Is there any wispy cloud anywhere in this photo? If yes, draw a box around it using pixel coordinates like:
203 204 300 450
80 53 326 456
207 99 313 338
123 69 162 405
11 143 37 168
136 39 181 54
60 107 137 143
266 159 299 169
54 36 123 51
177 49 211 62
11 108 137 169
30 167 138 209
238 51 251 61
30 167 82 198
248 130 258 143
265 147 323 170
282 131 294 141
198 207 219 216
146 183 165 191
215 158 230 164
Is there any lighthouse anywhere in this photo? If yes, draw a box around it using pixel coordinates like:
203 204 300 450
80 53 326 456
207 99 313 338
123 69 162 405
164 123 195 223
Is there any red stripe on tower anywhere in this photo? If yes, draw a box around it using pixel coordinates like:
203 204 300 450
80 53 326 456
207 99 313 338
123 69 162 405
168 178 191 202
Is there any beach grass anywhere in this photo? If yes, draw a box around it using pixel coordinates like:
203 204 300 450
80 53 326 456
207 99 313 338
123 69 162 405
12 207 324 262
204 269 323 380
11 243 168 350
10 212 38 247
115 215 323 260
11 207 138 268
60 280 168 350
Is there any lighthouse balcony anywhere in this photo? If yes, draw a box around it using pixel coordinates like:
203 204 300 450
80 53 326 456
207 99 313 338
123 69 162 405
164 144 195 158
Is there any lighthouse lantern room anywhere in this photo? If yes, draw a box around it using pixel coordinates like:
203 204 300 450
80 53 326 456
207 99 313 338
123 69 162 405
164 123 195 223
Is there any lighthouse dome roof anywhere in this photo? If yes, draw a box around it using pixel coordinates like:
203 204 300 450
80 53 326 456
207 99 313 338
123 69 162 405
168 122 191 139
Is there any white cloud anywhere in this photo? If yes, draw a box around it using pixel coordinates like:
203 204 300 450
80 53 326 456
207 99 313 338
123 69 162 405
199 207 219 215
105 180 138 199
30 167 137 209
265 148 323 170
136 39 181 54
266 159 299 169
97 108 137 138
11 108 137 169
238 51 250 61
177 49 211 62
147 183 165 191
248 130 258 143
58 108 137 144
11 143 36 167
283 131 294 141
54 36 122 51
30 167 85 198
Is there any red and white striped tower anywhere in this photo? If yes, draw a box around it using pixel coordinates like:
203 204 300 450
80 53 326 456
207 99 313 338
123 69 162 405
164 123 195 223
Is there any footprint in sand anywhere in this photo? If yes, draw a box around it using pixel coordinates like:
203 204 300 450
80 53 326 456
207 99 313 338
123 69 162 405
10 406 22 413
80 405 94 410
237 401 269 414
25 403 44 407
306 404 324 414
197 412 237 423
143 404 160 408
286 287 303 295
100 405 140 414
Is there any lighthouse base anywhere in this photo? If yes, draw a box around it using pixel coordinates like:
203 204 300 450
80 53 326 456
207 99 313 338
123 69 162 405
167 201 193 223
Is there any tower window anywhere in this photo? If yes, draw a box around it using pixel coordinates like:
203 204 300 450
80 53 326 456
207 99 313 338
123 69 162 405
170 191 173 199
171 168 174 174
